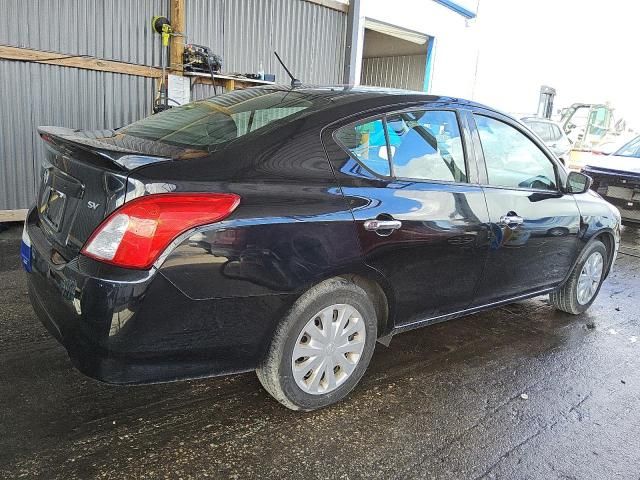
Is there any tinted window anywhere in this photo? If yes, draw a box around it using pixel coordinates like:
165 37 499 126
119 89 312 150
386 110 466 182
335 118 390 176
475 115 557 191
615 136 640 158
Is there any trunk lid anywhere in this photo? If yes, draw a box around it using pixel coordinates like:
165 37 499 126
36 126 171 260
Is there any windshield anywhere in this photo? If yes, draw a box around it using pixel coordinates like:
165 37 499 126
614 136 640 158
118 88 313 151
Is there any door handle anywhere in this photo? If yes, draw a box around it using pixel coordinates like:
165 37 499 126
364 219 402 234
498 213 524 229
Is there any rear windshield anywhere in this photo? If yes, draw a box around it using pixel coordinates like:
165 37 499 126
523 120 553 142
118 88 313 151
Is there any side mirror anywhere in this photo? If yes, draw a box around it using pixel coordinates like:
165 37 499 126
566 171 593 194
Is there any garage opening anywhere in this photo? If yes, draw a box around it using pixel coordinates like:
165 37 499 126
360 19 430 91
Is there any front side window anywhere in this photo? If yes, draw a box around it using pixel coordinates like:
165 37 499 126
334 118 390 176
386 110 467 182
475 115 557 191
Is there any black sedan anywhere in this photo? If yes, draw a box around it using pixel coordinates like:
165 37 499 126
583 135 640 224
23 86 621 410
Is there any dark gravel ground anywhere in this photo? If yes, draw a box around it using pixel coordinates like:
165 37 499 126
1 223 639 480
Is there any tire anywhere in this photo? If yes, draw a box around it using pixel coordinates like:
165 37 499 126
257 277 377 411
549 239 607 314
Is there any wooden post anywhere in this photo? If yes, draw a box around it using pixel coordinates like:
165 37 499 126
170 0 186 73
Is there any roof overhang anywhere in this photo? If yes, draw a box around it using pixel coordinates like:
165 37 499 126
432 0 477 19
364 18 428 45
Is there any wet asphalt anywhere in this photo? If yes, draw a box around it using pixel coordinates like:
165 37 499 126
0 223 639 480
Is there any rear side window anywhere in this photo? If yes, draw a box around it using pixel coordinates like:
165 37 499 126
386 110 466 182
334 118 391 176
475 115 557 191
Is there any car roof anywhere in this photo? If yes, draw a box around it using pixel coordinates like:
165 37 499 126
257 84 496 113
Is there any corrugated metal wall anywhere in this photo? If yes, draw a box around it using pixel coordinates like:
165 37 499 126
0 0 347 211
0 60 156 210
186 0 347 85
0 0 167 210
361 54 426 91
0 0 168 66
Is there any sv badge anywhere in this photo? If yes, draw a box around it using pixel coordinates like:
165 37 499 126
87 201 100 210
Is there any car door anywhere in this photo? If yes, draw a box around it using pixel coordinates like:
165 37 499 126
323 106 491 326
468 110 582 305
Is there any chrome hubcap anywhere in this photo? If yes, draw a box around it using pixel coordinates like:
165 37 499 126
291 304 366 395
577 251 604 305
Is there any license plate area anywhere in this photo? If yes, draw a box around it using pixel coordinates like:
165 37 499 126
20 223 32 272
605 185 634 200
42 186 68 231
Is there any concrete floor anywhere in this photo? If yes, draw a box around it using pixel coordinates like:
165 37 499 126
1 224 639 480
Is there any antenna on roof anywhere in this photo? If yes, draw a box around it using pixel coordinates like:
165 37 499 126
274 51 301 88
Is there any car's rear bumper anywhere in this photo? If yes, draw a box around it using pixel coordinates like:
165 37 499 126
25 208 294 384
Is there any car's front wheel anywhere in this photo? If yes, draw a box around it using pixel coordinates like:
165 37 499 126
549 239 607 314
257 277 377 411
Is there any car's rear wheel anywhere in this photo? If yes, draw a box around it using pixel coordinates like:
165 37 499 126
549 239 607 314
257 277 377 411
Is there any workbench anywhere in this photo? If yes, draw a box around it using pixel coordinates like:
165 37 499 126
184 71 275 91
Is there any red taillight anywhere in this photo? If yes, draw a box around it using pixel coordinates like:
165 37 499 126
81 193 240 269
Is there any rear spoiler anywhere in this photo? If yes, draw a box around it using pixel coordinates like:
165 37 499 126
38 126 173 171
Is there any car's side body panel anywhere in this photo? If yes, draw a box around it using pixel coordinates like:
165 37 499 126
473 187 583 303
136 115 368 300
463 108 584 303
571 188 621 273
321 103 492 324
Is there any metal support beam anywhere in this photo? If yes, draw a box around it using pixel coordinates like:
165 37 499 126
342 0 362 85
423 37 435 93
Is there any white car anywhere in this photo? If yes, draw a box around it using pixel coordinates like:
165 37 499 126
521 117 572 165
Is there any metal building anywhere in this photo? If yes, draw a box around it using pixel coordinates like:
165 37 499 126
0 0 347 214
